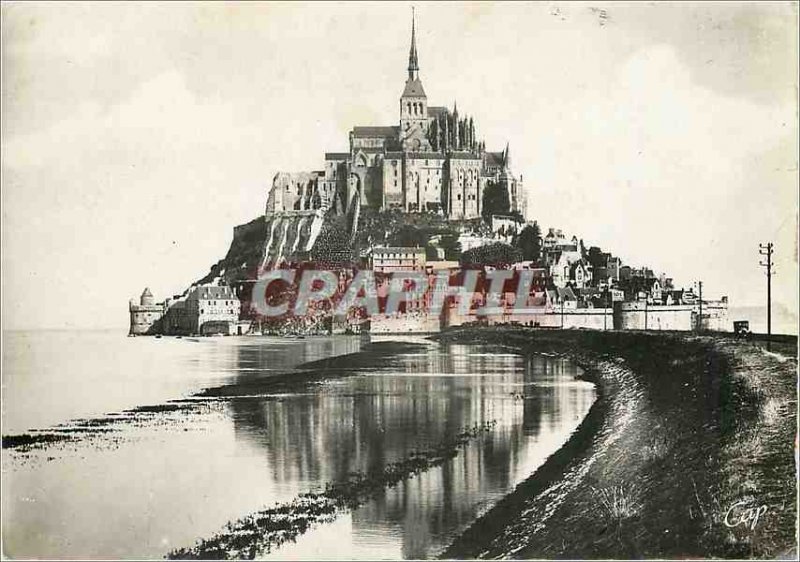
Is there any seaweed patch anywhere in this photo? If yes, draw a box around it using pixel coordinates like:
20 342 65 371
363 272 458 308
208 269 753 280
167 420 497 560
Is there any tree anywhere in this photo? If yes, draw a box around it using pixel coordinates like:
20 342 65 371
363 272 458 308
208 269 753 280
390 225 428 248
586 246 607 271
311 214 354 266
460 242 522 268
428 118 439 151
481 181 511 223
468 117 475 150
514 222 542 262
438 233 462 260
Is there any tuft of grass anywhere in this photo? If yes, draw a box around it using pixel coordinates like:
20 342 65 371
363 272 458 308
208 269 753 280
641 434 670 463
759 397 787 426
592 484 643 521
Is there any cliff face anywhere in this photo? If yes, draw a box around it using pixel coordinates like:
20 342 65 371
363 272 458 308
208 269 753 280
195 216 268 286
195 209 351 287
197 208 465 287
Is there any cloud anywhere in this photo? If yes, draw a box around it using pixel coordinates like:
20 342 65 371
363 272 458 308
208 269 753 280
1 4 796 329
2 70 268 330
513 43 796 310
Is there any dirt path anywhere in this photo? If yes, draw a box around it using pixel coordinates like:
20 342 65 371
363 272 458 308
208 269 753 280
438 328 797 559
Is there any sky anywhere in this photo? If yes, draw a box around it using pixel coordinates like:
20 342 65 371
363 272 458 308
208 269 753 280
2 1 798 331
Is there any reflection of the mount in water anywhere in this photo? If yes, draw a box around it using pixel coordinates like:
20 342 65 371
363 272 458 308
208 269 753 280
229 342 595 559
228 335 364 375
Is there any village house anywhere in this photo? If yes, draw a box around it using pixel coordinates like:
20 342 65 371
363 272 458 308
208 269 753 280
457 232 496 252
569 259 593 289
546 286 578 310
490 214 524 243
575 287 606 308
370 246 427 272
543 229 578 251
550 250 583 287
153 284 242 336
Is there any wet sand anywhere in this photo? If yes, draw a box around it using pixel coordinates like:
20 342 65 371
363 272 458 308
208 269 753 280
2 341 420 452
6 337 595 559
437 327 797 559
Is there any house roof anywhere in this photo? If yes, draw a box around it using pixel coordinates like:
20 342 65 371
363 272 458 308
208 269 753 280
569 261 587 276
549 287 577 301
325 152 350 160
352 126 399 138
644 277 658 289
559 286 577 300
373 246 426 254
401 78 427 98
191 285 236 300
428 106 447 118
577 287 602 297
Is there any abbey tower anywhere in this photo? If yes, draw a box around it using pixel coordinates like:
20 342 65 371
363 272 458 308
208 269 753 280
266 11 526 222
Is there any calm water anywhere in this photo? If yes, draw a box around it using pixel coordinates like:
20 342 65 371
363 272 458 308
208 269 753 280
2 330 595 559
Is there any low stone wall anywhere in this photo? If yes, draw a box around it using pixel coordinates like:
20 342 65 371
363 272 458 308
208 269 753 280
447 307 614 330
620 303 694 331
444 302 729 332
370 313 441 334
620 302 729 331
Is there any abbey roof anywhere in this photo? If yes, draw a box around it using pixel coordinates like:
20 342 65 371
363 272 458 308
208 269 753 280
352 126 399 138
402 78 426 97
485 152 505 166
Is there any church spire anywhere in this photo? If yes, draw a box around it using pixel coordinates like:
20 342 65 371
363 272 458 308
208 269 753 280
408 7 419 80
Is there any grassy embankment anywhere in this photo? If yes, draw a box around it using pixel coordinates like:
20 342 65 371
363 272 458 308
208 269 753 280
438 327 797 560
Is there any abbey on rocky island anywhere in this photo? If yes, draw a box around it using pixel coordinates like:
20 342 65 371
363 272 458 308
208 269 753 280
266 11 526 222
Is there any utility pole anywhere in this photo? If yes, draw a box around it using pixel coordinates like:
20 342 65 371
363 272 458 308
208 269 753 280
759 242 774 350
697 280 703 333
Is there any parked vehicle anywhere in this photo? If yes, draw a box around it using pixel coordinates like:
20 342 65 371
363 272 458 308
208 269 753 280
733 320 750 338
